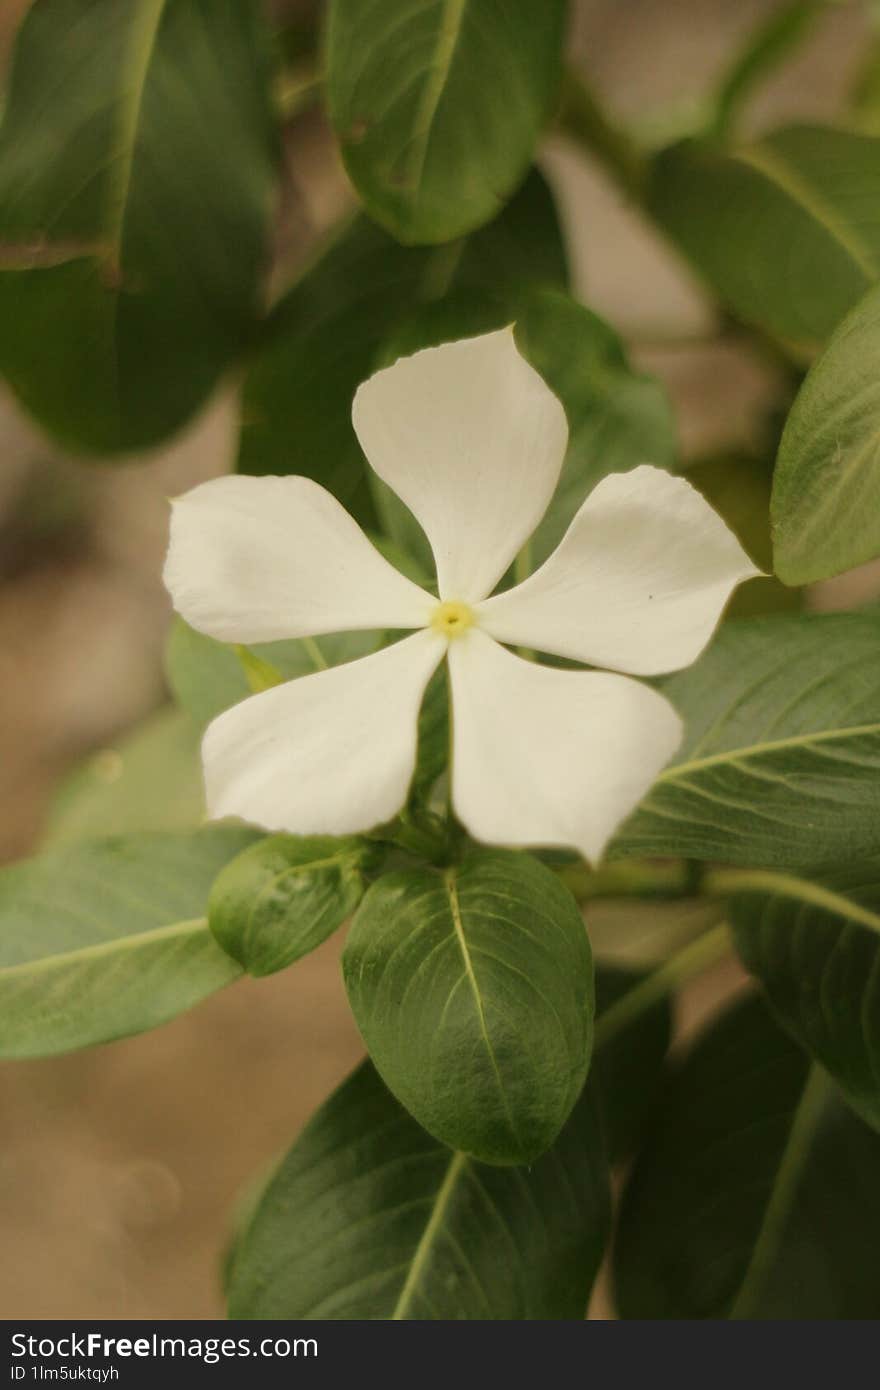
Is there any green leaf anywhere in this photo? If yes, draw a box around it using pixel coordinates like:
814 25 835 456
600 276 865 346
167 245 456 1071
165 617 378 729
729 865 880 1136
614 994 880 1318
46 706 203 843
650 126 880 349
325 0 567 244
0 0 277 453
227 1060 610 1319
343 849 594 1165
238 169 566 517
209 833 374 977
771 282 880 583
616 613 880 868
373 287 677 573
515 290 678 566
593 965 672 1163
687 454 801 616
0 827 257 1058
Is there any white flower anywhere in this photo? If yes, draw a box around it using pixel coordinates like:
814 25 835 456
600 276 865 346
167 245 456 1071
164 329 759 863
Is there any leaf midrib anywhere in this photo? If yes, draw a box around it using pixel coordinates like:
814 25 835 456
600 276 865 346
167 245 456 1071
660 719 880 781
104 0 168 270
0 915 220 982
405 0 468 199
733 141 878 281
391 1149 467 1318
444 869 519 1148
715 867 880 938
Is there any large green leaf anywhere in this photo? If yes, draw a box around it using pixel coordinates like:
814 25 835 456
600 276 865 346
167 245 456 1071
325 0 567 244
227 1060 610 1319
0 0 277 453
772 282 880 583
730 865 880 1135
616 614 880 868
46 706 204 843
614 995 880 1318
237 169 567 517
650 126 880 349
343 849 594 1165
209 833 375 977
0 827 256 1058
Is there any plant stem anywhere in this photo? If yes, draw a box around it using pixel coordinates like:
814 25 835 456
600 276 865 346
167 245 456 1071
593 922 731 1047
557 70 647 200
557 857 693 901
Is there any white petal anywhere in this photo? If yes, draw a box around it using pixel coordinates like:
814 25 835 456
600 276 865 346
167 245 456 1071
164 474 433 643
476 465 761 675
352 329 568 603
202 630 445 835
448 631 682 864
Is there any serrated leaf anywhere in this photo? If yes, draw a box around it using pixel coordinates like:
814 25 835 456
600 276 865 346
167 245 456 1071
0 827 257 1058
343 849 594 1165
730 865 880 1135
238 169 567 518
325 0 567 244
614 994 880 1318
650 126 880 349
209 833 373 977
0 0 277 453
165 617 378 730
772 282 880 583
227 1060 610 1319
616 613 880 868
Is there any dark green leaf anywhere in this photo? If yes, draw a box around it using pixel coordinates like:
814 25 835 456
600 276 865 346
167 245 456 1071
617 613 880 868
343 849 594 1165
0 827 257 1058
593 965 672 1163
0 0 277 453
650 126 880 349
614 994 880 1318
238 169 566 518
165 617 378 729
730 865 880 1135
209 833 374 977
325 0 567 244
772 282 880 583
227 1060 610 1319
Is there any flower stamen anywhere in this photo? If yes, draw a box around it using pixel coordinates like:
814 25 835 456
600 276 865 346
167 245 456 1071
431 599 475 639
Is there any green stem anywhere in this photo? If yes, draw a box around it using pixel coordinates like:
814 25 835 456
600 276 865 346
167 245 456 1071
728 1064 831 1319
594 922 731 1048
557 70 647 200
558 857 693 901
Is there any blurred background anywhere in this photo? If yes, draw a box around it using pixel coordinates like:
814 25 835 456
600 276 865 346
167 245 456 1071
1 0 879 1318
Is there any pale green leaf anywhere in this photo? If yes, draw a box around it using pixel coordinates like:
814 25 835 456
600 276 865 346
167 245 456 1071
0 827 256 1058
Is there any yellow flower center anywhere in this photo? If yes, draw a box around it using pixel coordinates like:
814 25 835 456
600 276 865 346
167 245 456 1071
431 599 475 639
